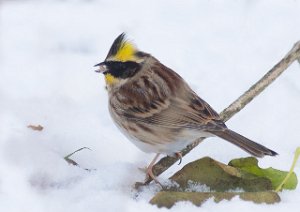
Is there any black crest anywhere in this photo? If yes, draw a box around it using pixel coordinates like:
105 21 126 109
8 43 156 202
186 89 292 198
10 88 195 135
105 33 126 60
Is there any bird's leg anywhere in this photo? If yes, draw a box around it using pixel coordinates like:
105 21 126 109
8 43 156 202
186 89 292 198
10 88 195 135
145 153 161 185
175 152 182 165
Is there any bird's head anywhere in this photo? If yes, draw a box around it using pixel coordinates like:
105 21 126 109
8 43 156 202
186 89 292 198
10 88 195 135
95 33 149 87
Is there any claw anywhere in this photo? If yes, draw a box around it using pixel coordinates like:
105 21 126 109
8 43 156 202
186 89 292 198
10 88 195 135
176 152 182 165
145 153 162 187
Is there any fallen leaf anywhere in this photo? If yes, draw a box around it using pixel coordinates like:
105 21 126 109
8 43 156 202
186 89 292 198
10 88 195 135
229 157 298 190
150 191 280 208
169 157 272 192
27 124 44 131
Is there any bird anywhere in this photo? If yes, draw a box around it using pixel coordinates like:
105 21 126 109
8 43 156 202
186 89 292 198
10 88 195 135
95 33 278 184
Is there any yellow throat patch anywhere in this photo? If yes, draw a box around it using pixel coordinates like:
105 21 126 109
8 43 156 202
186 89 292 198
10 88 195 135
114 41 137 62
104 73 119 85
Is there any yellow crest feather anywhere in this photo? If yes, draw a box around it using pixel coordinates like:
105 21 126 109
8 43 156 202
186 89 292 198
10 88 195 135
114 41 137 61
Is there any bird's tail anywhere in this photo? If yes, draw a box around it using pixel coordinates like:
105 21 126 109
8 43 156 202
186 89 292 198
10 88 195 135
212 129 278 157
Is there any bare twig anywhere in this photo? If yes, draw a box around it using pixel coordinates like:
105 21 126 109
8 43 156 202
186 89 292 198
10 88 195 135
143 41 300 185
64 147 91 167
221 41 300 122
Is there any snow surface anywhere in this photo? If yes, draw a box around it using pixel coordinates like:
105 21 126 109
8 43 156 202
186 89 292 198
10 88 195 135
1 0 300 211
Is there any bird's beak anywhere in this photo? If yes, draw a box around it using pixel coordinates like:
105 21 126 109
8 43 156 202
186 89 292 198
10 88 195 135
94 62 108 73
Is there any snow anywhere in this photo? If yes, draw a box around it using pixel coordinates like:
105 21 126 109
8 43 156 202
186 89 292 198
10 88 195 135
1 0 300 211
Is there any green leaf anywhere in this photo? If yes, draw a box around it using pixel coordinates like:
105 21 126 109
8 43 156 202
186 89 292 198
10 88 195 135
229 156 298 190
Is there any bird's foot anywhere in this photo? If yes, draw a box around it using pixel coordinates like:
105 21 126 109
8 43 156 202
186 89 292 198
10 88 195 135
175 152 182 165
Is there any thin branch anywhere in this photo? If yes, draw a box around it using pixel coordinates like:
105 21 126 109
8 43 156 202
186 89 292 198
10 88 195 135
143 41 300 185
221 41 300 122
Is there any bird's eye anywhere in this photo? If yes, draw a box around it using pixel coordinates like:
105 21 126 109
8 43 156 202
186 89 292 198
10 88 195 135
120 63 126 69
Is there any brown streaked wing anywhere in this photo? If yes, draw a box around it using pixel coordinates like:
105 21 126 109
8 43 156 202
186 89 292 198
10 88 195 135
114 61 225 131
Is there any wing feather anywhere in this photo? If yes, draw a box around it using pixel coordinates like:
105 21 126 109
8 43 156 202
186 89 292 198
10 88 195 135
111 62 225 131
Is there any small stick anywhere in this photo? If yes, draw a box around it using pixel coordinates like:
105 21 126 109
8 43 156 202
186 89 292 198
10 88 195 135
275 147 300 192
143 41 300 185
64 147 91 166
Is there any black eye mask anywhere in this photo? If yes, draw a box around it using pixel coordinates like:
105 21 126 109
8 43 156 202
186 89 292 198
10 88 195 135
103 61 141 79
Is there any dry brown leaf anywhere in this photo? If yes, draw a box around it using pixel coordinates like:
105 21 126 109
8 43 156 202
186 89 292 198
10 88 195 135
27 124 44 131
